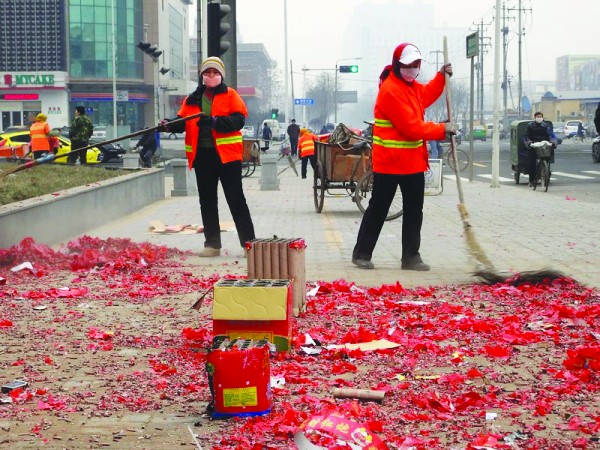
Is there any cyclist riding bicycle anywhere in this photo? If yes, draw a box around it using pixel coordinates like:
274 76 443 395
524 111 557 188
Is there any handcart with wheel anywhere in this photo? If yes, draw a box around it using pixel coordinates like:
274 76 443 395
313 139 403 220
242 139 260 177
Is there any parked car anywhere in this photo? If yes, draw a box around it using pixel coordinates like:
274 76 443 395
89 137 126 163
1 125 29 134
564 120 583 138
91 126 107 139
241 126 255 138
0 130 101 164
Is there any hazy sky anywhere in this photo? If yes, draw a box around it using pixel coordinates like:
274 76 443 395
191 0 598 83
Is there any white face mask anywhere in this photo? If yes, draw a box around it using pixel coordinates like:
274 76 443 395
400 67 420 83
535 117 543 124
202 74 222 88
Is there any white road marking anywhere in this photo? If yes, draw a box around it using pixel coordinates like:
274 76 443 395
551 171 595 180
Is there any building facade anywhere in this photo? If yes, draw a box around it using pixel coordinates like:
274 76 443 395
0 0 192 133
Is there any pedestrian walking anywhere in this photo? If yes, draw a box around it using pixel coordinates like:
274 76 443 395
160 56 255 257
352 42 455 271
287 119 300 156
428 139 443 159
68 106 93 164
298 128 317 179
29 113 51 160
261 122 272 153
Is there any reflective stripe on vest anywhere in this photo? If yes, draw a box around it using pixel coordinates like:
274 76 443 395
215 135 243 146
374 118 393 128
372 135 423 149
31 133 47 139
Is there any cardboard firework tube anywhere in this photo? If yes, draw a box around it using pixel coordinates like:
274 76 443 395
332 388 385 402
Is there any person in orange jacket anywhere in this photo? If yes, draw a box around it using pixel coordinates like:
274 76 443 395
298 128 317 179
160 56 255 257
29 113 51 159
352 42 456 271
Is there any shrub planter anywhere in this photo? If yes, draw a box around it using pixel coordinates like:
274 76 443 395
0 169 165 248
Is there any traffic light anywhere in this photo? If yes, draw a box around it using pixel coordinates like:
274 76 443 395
137 41 163 60
339 65 359 73
207 2 231 57
271 108 279 119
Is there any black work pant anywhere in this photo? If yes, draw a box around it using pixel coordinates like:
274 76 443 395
68 140 87 164
140 147 155 168
290 138 299 156
352 172 425 262
194 147 255 249
301 153 316 178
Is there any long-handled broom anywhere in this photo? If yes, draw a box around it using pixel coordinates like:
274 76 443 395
0 113 202 180
442 37 565 285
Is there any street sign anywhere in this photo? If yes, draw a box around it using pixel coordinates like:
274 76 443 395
116 90 129 102
294 98 314 106
466 32 479 59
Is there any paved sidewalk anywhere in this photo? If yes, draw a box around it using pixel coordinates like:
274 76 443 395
77 160 600 288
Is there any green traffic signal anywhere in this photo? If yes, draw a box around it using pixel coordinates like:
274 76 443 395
339 65 358 73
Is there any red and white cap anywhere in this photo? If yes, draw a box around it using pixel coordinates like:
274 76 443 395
398 44 423 64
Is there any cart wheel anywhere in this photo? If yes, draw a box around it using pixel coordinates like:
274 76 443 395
514 171 520 184
313 161 325 213
354 171 403 221
243 160 256 177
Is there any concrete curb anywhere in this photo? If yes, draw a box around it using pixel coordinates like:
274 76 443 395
0 169 165 248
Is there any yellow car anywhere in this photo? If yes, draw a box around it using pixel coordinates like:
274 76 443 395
0 130 101 164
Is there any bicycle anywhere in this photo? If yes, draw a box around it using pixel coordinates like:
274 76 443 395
530 141 553 192
441 142 469 172
571 133 591 144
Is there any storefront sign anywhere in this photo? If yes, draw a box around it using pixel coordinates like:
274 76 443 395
2 93 39 100
14 74 55 86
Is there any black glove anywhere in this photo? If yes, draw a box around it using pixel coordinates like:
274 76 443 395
157 119 170 132
197 114 213 128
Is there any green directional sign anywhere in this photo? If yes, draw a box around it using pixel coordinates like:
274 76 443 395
466 32 479 59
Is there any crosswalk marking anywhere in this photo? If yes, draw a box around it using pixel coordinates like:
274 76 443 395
551 171 595 180
582 170 600 176
443 174 469 182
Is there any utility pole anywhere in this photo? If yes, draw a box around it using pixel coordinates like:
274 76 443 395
501 1 510 133
470 19 491 124
430 50 443 69
508 0 531 119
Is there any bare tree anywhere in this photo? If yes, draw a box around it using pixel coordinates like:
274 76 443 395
425 82 469 126
306 72 336 128
256 60 284 117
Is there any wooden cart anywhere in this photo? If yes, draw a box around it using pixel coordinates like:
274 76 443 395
313 140 403 220
242 139 260 177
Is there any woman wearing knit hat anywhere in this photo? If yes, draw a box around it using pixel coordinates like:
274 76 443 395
160 56 255 257
29 113 51 159
351 42 456 272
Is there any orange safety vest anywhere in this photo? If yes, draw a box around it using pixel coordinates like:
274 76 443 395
30 121 51 151
372 71 446 174
298 132 316 157
177 87 248 169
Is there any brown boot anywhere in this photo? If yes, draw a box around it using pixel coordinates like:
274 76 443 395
198 247 220 257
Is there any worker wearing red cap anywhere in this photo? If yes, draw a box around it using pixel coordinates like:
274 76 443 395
352 43 456 271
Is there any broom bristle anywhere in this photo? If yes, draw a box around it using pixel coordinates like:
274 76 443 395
474 268 568 285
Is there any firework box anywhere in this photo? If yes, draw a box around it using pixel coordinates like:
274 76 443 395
212 279 293 351
206 338 271 418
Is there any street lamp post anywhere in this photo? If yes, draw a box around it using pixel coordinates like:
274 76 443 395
334 57 361 123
